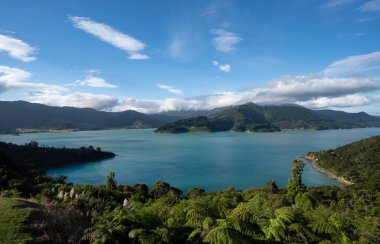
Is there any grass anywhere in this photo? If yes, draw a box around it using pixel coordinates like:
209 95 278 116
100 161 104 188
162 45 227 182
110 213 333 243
0 198 34 243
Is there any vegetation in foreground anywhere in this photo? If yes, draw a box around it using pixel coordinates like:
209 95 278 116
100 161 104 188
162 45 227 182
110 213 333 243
0 136 380 243
0 198 34 243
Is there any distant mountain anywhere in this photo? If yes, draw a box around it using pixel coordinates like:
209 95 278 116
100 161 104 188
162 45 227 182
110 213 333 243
0 101 172 133
261 105 331 129
315 109 380 122
154 106 231 120
156 103 280 133
155 103 380 133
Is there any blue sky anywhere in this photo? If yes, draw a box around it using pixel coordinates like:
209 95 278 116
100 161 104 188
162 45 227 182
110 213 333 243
0 0 380 114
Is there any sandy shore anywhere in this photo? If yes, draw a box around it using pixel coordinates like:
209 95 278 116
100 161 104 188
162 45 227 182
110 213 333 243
303 155 354 186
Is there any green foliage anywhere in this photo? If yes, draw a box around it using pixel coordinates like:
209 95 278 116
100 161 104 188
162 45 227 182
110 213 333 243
0 198 33 243
106 172 117 190
309 135 380 189
287 159 306 198
1 140 380 243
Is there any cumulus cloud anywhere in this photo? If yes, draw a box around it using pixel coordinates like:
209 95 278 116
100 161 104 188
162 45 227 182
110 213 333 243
0 34 36 62
212 60 231 72
297 94 371 108
73 75 118 88
156 84 183 95
30 92 118 110
0 65 117 110
219 64 231 72
210 29 241 53
69 16 149 59
324 51 380 76
0 65 65 94
359 0 380 12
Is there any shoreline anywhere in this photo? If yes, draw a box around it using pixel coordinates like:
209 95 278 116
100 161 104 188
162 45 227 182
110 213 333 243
303 155 354 186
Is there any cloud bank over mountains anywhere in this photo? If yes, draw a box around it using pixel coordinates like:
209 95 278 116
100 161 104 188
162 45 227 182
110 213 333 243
1 50 379 113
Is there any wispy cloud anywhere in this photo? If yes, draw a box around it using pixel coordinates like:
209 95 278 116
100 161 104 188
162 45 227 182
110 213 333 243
358 0 380 12
156 84 183 95
324 51 380 76
213 60 231 72
210 29 241 53
0 34 36 62
323 0 355 8
128 53 150 60
69 16 149 60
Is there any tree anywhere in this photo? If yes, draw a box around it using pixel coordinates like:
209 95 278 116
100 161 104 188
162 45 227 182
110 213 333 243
106 172 117 190
287 160 306 198
264 180 279 194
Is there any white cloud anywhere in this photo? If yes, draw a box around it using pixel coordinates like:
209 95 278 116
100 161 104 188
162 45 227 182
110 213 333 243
219 64 231 72
256 75 377 100
297 94 371 108
323 0 354 8
73 75 118 88
69 16 149 59
156 84 183 95
324 51 380 76
212 60 231 72
110 75 378 113
0 65 65 94
210 29 241 53
31 92 118 110
128 53 150 60
0 34 36 62
359 0 380 12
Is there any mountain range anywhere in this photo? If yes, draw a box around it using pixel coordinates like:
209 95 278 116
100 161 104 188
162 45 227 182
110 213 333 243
1 100 380 134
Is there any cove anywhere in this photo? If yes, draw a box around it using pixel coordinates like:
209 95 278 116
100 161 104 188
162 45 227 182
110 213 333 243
1 128 379 192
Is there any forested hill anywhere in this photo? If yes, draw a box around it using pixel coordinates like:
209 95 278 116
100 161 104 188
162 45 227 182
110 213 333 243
156 103 281 133
0 100 175 133
155 103 380 133
0 141 115 169
307 135 380 189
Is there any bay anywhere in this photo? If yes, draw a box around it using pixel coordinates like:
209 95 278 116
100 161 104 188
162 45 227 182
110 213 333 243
1 128 379 192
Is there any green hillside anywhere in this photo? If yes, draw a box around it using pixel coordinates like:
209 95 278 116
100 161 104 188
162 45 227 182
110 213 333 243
155 103 380 133
156 103 280 133
308 135 380 189
0 101 173 134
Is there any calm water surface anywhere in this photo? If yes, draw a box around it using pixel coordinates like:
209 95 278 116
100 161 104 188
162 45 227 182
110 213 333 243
1 128 379 192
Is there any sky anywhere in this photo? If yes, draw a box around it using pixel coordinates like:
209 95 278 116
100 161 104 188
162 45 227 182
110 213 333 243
0 0 380 115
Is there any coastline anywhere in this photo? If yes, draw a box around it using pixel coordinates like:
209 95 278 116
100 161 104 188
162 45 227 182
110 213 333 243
303 155 354 186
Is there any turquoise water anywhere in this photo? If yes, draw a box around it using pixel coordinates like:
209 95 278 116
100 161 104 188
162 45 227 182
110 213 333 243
1 128 379 192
